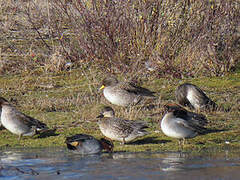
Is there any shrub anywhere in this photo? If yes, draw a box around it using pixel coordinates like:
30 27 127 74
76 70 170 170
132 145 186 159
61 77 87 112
0 0 239 77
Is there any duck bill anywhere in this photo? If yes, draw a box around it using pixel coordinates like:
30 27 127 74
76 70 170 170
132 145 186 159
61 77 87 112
96 114 104 118
70 141 79 147
66 141 80 150
99 85 105 90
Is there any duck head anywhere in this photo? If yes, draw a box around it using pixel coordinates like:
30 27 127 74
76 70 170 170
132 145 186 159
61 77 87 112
97 106 115 118
100 138 114 152
100 77 119 90
0 97 10 107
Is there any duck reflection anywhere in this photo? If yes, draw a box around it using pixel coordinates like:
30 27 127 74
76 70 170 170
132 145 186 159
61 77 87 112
107 151 188 172
106 151 188 172
110 152 141 160
160 152 188 172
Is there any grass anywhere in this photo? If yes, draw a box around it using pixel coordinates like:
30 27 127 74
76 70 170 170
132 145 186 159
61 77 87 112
0 69 239 153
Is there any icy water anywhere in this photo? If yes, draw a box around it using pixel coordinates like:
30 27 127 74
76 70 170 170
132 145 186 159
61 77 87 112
1 148 240 180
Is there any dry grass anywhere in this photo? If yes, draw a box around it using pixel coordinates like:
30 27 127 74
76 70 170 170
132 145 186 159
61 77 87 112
0 0 239 77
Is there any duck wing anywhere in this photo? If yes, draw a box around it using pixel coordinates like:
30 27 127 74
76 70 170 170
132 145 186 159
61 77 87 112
174 109 207 127
108 118 135 137
15 110 48 130
118 82 156 97
175 84 195 109
176 118 207 134
186 111 208 126
189 85 217 110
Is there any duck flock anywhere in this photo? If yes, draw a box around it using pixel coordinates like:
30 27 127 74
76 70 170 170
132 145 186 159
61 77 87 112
0 76 221 155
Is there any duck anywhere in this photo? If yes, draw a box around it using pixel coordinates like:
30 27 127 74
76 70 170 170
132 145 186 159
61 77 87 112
0 97 48 141
100 76 156 107
160 103 207 145
175 83 217 111
97 106 149 144
65 134 114 154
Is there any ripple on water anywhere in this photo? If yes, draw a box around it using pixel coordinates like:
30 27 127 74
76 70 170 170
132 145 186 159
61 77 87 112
1 148 240 179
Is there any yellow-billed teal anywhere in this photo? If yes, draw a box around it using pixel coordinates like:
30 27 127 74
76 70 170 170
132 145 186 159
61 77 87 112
97 106 149 144
175 83 217 111
0 97 48 141
100 77 156 107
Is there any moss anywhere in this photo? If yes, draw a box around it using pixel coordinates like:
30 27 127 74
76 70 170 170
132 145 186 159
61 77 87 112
0 70 240 152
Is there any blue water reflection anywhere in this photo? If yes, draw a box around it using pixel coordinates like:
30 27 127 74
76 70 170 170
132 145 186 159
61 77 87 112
0 148 240 180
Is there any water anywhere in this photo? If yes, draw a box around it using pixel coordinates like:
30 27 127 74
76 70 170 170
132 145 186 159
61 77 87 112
0 148 240 180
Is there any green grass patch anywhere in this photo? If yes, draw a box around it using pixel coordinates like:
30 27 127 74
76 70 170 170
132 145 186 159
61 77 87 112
0 70 240 153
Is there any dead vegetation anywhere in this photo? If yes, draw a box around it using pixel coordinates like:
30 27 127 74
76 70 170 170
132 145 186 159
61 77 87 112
0 0 239 77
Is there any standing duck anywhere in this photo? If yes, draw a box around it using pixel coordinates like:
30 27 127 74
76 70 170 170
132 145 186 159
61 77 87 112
175 83 217 111
65 134 113 154
161 103 207 145
97 106 149 144
100 77 156 107
0 97 48 141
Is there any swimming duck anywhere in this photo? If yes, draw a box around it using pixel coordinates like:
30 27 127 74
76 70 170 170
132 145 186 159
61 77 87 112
175 83 217 111
97 106 149 144
100 77 156 107
65 134 113 154
161 103 207 145
0 97 48 141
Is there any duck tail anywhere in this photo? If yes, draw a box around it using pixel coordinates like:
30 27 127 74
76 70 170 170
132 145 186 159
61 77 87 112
206 101 231 112
195 126 208 135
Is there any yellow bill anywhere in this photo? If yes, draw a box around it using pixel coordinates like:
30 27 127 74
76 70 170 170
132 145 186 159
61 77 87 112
70 141 79 147
100 85 105 90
